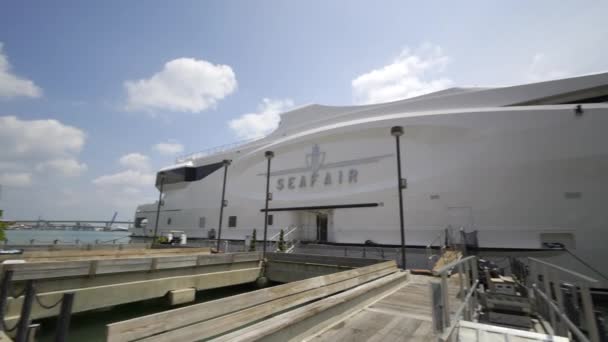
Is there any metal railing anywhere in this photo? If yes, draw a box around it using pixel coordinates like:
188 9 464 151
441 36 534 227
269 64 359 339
528 257 601 342
268 226 299 253
175 138 262 162
426 230 447 269
431 255 479 342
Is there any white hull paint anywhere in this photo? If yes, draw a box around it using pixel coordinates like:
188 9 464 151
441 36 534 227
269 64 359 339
133 73 608 285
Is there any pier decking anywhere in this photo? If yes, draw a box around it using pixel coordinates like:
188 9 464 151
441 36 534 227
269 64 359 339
105 254 568 342
307 274 459 341
0 247 583 341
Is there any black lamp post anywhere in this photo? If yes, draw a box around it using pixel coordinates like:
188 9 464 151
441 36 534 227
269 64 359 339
262 151 274 258
152 173 165 243
391 126 407 270
216 160 231 253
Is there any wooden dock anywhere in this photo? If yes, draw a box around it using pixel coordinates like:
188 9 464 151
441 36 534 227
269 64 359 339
306 274 460 341
0 248 573 342
106 256 569 342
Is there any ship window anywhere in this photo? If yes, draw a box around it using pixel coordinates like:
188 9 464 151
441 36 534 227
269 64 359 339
228 216 237 228
135 217 148 228
167 217 172 225
156 161 225 188
199 217 206 228
267 215 274 226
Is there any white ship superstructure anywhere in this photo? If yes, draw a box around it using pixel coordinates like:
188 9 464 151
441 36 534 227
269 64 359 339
133 72 608 283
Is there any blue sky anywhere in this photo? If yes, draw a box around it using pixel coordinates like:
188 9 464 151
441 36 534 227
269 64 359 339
1 1 607 220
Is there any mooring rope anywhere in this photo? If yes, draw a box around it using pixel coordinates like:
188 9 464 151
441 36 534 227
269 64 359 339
32 284 63 310
34 294 63 310
565 248 608 281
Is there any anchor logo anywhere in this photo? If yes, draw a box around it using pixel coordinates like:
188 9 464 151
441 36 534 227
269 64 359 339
305 144 326 173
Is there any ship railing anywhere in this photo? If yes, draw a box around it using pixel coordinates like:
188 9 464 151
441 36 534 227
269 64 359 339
430 255 479 342
528 257 601 342
425 230 446 269
269 226 299 253
175 137 262 162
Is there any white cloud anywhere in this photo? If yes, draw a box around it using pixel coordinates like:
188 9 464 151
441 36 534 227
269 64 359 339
153 141 184 156
92 170 155 188
352 43 453 104
0 43 42 99
229 98 295 139
93 153 154 193
526 53 569 82
35 159 87 177
0 116 86 181
0 116 85 160
0 172 32 187
119 153 150 171
124 58 237 113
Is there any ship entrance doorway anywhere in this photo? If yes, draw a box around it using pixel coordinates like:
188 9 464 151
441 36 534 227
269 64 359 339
297 210 330 242
316 213 328 242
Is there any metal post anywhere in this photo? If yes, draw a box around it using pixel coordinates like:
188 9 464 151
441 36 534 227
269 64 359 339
542 265 556 329
55 292 75 342
15 280 34 342
460 229 468 256
550 270 567 336
0 270 13 331
216 160 231 253
391 126 406 270
458 264 464 298
441 273 450 328
152 174 165 242
431 282 444 334
465 260 473 319
472 258 479 311
579 282 600 342
262 151 274 259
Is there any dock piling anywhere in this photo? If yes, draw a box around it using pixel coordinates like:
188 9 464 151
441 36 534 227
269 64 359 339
15 280 34 342
0 270 13 332
55 293 75 342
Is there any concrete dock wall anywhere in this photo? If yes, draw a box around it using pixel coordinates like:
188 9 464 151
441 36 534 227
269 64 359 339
1 251 261 325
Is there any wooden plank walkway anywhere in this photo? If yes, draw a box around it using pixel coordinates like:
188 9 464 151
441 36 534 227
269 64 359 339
306 274 461 342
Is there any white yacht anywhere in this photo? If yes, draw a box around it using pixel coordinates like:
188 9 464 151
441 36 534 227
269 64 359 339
132 72 608 284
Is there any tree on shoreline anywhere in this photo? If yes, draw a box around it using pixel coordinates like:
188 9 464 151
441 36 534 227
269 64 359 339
249 229 257 252
0 210 7 241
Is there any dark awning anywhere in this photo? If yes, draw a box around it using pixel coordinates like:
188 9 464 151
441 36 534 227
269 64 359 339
260 202 378 212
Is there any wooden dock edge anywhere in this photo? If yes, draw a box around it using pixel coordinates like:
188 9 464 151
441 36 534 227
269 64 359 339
105 260 398 342
4 259 262 324
0 246 210 263
210 270 409 342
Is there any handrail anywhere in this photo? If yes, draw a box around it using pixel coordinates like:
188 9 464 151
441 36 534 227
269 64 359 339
426 230 445 248
439 279 479 342
268 226 298 241
283 226 299 239
532 284 590 342
431 256 479 341
435 255 475 275
528 257 600 342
